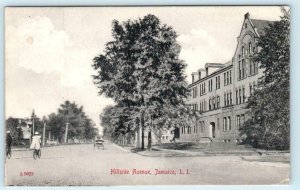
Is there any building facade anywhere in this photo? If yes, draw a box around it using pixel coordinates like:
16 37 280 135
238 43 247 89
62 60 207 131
180 13 273 143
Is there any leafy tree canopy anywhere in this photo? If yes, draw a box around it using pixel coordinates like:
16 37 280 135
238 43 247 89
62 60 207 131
93 14 194 147
241 8 290 150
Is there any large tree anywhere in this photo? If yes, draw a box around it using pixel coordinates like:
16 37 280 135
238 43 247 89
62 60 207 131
93 14 191 149
241 9 290 150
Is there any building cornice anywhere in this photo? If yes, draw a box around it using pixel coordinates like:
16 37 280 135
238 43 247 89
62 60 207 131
188 64 233 88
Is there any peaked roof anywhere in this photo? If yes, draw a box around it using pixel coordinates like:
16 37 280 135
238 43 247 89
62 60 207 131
250 19 274 36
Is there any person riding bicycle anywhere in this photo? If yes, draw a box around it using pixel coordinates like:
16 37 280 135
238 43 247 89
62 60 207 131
6 131 12 157
30 132 41 157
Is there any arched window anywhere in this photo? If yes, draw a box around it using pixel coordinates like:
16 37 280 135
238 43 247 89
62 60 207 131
242 46 245 58
249 43 252 54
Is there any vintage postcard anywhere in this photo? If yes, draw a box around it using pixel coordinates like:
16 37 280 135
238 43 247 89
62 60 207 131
5 6 290 186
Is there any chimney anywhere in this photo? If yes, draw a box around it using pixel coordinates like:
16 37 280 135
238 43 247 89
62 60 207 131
191 72 198 83
198 69 205 79
192 74 195 83
244 12 250 19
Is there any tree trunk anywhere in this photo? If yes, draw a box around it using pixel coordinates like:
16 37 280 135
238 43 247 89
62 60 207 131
136 127 140 148
141 115 145 150
147 130 152 149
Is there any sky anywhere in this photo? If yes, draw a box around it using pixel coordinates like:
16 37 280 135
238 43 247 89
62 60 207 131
5 6 283 132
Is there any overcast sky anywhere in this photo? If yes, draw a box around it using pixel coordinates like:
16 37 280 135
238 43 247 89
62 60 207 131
5 6 283 131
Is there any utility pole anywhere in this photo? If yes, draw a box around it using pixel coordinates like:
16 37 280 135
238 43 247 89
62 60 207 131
64 123 69 143
43 121 46 146
31 110 36 136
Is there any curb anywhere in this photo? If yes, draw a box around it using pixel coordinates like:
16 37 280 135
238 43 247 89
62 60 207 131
111 143 132 153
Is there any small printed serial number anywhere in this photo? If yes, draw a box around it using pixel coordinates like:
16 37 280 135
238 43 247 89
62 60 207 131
20 172 34 176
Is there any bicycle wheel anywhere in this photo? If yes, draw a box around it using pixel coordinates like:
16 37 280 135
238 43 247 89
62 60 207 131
33 150 37 160
38 149 41 158
7 151 11 159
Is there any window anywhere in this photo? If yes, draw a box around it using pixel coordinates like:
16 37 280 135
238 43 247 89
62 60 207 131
237 115 240 129
242 46 245 58
215 76 221 89
224 72 227 86
229 70 232 84
217 96 220 108
213 97 216 109
200 101 202 112
230 92 232 105
201 83 206 95
209 98 212 110
239 89 242 104
250 61 253 75
224 93 227 107
227 93 230 106
223 117 227 131
226 71 229 85
208 79 213 92
227 117 231 130
242 60 245 78
236 90 238 104
192 87 197 98
242 87 245 103
249 43 252 54
238 61 242 79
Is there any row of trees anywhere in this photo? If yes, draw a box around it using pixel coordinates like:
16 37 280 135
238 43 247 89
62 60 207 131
6 100 98 145
93 15 196 149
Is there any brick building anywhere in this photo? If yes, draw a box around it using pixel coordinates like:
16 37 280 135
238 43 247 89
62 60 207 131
180 13 273 143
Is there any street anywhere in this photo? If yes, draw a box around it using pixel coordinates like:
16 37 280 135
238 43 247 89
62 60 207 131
5 141 290 186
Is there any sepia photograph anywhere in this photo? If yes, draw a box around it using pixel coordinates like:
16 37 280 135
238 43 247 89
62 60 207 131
4 6 290 186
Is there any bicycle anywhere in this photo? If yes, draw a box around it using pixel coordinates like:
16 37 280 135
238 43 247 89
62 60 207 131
6 145 11 159
33 149 41 160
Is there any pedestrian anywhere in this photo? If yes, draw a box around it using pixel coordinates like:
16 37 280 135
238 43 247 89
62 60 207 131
6 131 12 156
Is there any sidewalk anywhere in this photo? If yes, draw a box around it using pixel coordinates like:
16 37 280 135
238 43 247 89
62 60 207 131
113 143 290 164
